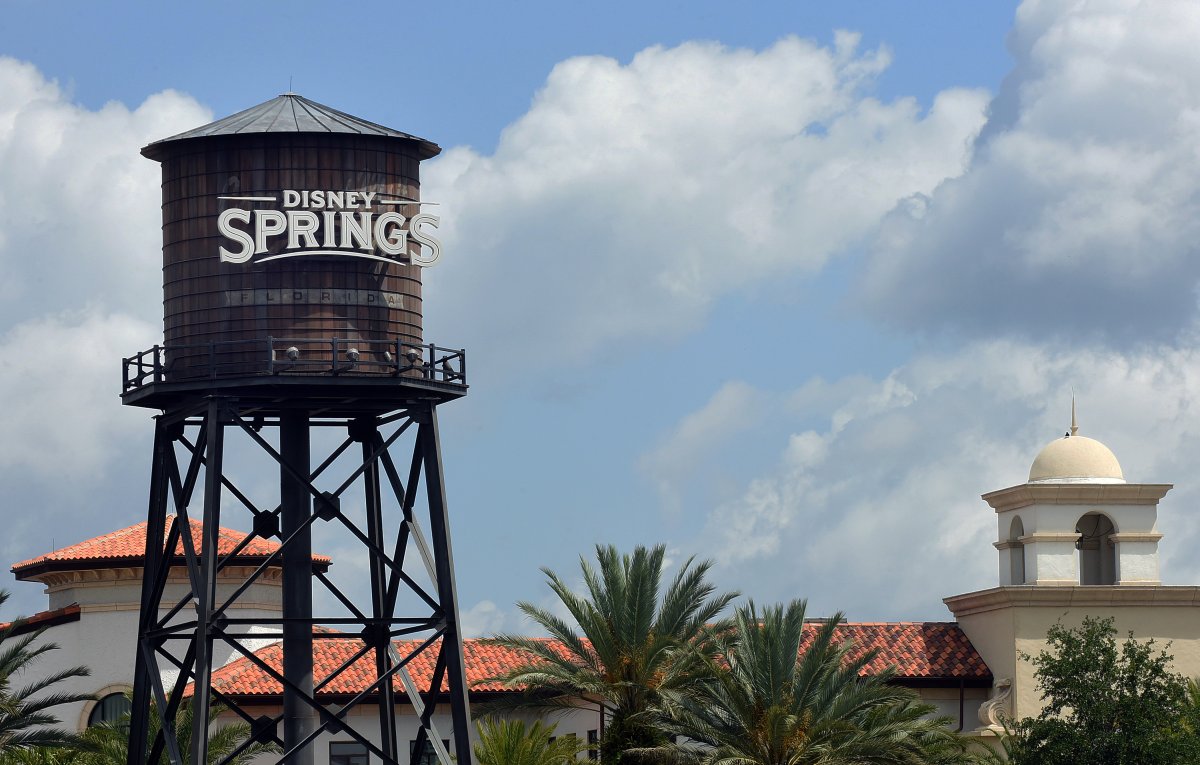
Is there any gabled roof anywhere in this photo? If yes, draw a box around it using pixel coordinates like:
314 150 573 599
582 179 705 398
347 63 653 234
141 93 439 160
206 623 990 700
11 521 330 580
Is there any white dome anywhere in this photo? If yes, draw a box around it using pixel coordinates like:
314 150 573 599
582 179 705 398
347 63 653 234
1028 434 1125 484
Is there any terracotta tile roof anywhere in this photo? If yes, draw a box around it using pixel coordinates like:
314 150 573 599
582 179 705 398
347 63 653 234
0 604 82 636
11 521 330 579
206 623 989 699
812 622 991 680
208 636 532 697
465 638 571 692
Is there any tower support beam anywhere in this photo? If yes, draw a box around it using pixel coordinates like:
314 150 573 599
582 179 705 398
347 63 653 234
128 396 471 765
281 411 315 765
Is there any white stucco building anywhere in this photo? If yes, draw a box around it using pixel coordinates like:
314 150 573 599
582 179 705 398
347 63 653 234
9 410 1200 760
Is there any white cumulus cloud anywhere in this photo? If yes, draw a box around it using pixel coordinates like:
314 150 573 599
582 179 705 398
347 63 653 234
0 309 157 478
639 381 768 516
460 600 510 638
0 57 210 327
653 339 1200 620
421 36 988 377
0 61 211 615
858 0 1200 344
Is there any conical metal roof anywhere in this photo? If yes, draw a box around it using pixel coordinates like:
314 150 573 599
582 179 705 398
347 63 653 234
141 93 439 160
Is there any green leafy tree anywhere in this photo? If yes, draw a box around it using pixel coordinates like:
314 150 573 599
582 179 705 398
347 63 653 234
1182 677 1200 737
646 599 977 765
482 544 737 764
0 591 92 754
472 719 585 765
1004 616 1200 765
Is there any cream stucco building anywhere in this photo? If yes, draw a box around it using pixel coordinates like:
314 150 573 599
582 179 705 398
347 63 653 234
947 407 1200 736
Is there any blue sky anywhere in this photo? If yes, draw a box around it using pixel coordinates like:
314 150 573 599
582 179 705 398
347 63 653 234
3 2 1017 149
5 0 1200 634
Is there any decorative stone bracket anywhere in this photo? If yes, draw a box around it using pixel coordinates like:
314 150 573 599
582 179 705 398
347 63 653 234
978 677 1013 732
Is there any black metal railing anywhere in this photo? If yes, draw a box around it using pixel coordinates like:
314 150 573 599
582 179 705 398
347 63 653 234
122 337 466 392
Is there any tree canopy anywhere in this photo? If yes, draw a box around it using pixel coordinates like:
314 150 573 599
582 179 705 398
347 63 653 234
1004 616 1200 765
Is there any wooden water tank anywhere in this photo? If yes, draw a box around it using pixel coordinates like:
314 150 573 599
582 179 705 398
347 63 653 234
142 94 440 380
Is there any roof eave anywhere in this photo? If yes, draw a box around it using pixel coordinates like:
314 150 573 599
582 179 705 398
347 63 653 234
141 131 441 163
140 93 440 162
12 555 331 581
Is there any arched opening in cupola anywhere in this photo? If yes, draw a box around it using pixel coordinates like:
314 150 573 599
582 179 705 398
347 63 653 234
1076 512 1117 585
1008 516 1026 585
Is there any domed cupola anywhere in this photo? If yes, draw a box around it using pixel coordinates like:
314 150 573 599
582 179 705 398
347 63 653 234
981 401 1169 587
1028 409 1124 484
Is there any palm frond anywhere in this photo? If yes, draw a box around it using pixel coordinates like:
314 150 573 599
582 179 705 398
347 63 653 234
0 592 95 755
653 599 978 765
473 718 587 765
482 546 736 763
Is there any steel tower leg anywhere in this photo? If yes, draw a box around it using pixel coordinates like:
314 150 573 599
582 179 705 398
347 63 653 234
129 418 171 765
419 403 472 764
191 399 226 765
360 419 400 762
281 411 315 765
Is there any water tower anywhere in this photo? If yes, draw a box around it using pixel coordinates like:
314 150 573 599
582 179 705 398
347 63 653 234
122 94 472 765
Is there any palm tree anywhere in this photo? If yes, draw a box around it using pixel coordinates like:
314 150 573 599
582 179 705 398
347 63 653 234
0 747 84 765
473 719 585 765
483 544 737 764
0 591 92 754
78 696 277 765
651 600 977 765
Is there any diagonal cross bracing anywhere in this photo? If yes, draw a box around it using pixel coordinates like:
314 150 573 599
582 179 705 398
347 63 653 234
129 397 473 765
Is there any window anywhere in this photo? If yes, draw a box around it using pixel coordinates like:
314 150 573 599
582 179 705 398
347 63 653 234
330 742 368 765
587 730 599 761
87 692 132 727
409 738 450 765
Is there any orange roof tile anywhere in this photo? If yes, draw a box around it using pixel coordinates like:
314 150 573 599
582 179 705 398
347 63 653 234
208 636 535 697
0 604 82 636
205 623 989 699
11 521 330 579
812 622 991 680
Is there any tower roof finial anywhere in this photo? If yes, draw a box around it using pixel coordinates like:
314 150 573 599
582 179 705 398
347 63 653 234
1071 392 1079 436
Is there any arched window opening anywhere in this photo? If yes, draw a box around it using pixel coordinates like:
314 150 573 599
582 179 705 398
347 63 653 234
1076 512 1117 585
87 692 131 728
1009 516 1026 585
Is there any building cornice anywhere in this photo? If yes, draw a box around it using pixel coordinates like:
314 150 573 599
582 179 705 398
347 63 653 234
981 483 1172 513
14 556 322 582
1110 532 1164 543
1017 532 1080 544
944 585 1200 617
37 566 283 589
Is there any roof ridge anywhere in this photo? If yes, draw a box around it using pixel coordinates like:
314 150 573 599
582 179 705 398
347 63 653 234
833 621 961 626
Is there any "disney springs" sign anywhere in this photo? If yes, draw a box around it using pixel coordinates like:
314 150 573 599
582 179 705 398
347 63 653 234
216 189 443 267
